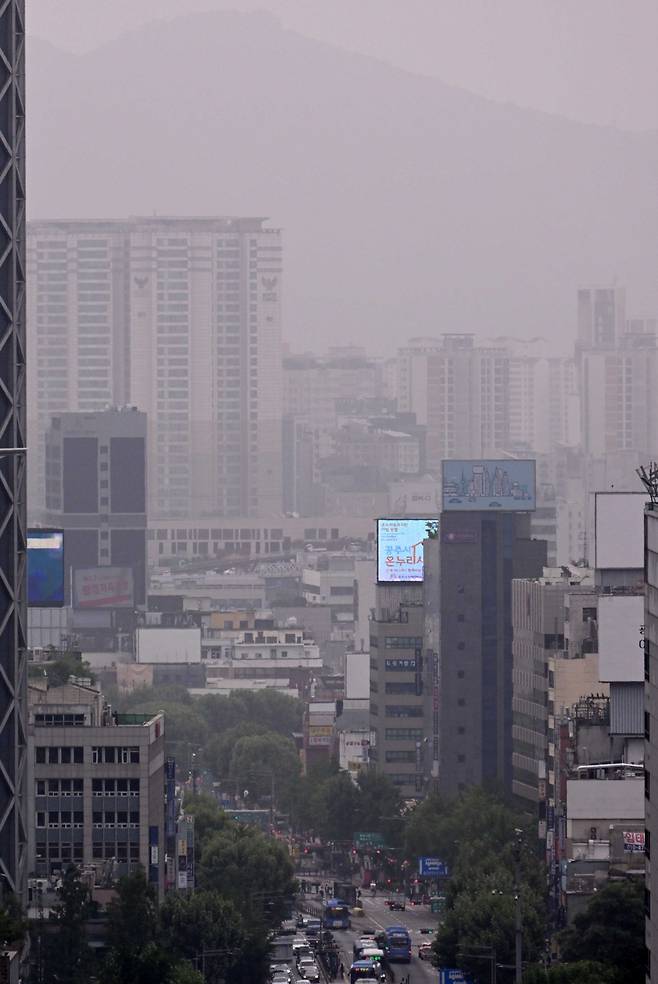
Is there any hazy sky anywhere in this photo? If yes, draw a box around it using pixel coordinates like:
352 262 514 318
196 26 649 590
29 0 658 131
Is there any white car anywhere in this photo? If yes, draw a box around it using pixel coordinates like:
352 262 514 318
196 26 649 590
298 957 320 982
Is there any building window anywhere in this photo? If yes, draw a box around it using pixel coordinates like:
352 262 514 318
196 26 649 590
385 705 423 718
645 769 651 802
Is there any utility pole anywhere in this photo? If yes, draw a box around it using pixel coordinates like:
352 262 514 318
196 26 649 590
513 828 523 984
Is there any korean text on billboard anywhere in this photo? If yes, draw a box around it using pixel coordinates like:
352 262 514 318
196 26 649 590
377 518 431 583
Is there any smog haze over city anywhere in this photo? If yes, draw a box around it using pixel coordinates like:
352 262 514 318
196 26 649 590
3 3 656 983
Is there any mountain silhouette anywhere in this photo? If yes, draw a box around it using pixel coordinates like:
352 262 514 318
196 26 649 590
27 11 658 351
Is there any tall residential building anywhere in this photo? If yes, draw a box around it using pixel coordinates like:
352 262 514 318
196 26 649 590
43 409 147 605
129 216 282 518
27 681 165 896
500 338 579 453
0 0 27 900
397 335 510 471
645 504 658 982
26 221 130 514
579 329 658 458
27 216 283 519
577 286 626 353
283 348 382 431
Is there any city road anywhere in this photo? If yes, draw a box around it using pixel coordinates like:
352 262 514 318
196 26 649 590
332 896 439 983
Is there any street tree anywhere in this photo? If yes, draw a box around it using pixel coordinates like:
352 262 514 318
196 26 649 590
197 822 296 926
559 880 644 984
525 962 616 984
42 866 94 984
160 889 269 984
228 732 301 809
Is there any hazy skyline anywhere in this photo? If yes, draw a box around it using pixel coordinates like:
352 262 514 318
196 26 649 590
26 10 658 353
29 0 658 131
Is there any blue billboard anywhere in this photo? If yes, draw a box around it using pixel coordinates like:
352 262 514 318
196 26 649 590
439 971 472 984
419 857 449 877
27 529 65 607
377 518 436 583
442 459 536 512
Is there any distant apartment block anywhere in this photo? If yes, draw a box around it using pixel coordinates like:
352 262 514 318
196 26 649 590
27 216 283 519
397 334 510 470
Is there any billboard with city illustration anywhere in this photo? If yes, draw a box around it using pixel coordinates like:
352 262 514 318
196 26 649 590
442 459 536 512
377 518 434 582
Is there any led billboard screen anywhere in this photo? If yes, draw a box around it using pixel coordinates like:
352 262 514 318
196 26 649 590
442 459 536 511
27 529 65 607
73 566 134 609
377 518 431 582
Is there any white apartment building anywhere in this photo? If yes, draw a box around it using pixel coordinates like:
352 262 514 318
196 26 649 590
500 337 579 453
26 221 131 513
27 216 283 519
396 334 510 471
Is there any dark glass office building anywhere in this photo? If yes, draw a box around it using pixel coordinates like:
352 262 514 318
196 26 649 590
43 409 148 606
437 511 546 797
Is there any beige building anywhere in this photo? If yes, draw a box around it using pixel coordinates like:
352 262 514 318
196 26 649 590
27 682 165 897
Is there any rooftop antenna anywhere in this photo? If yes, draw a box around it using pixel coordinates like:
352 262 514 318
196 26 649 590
637 462 658 505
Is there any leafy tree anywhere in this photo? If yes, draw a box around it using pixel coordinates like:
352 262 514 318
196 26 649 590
42 867 94 984
170 964 205 984
435 869 545 983
558 880 644 984
197 823 296 927
182 792 229 852
228 732 301 809
311 771 362 841
204 721 269 778
160 890 269 984
0 892 27 948
102 869 162 984
197 690 302 738
525 962 617 984
29 650 95 686
355 771 403 845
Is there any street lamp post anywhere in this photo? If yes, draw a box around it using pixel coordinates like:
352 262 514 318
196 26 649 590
513 828 524 984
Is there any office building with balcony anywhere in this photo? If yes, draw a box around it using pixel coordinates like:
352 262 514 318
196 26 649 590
27 681 165 896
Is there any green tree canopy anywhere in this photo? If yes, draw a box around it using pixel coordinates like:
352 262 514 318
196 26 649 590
525 962 617 984
197 823 296 927
559 880 644 984
42 866 94 984
228 732 301 809
197 690 302 737
160 890 269 984
29 650 96 687
204 721 270 778
0 892 27 950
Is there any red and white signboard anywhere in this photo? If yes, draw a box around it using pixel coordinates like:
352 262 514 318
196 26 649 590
74 566 134 609
623 830 645 853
